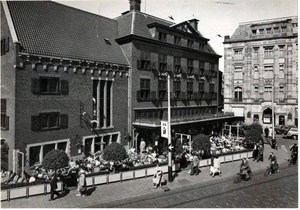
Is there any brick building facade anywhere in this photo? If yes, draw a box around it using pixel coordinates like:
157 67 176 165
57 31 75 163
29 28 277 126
115 0 233 150
1 1 130 171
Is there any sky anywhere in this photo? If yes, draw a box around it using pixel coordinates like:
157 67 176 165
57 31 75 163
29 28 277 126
55 0 298 71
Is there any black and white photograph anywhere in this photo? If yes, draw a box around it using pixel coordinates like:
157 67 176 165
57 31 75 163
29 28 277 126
0 0 298 208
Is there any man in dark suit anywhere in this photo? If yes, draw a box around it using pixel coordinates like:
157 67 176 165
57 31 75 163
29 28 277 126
49 171 60 201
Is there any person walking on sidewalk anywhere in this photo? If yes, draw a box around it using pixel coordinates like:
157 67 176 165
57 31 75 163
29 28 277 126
76 167 87 197
49 170 60 201
264 127 269 139
257 143 264 162
210 156 221 177
190 152 200 176
153 164 165 189
252 143 259 161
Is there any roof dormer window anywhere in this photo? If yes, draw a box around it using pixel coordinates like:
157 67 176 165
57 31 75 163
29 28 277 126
159 32 167 42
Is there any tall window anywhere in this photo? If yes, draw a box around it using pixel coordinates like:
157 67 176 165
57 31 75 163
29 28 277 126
254 86 259 99
273 27 279 33
252 29 257 36
253 65 259 79
187 59 194 74
138 51 151 70
158 79 167 100
279 46 285 57
1 99 8 130
187 39 194 48
264 86 272 101
199 61 204 70
266 28 271 34
234 49 243 60
187 81 193 99
279 85 285 100
253 47 259 59
174 36 181 45
93 79 113 128
174 57 181 73
264 47 274 58
199 82 204 92
264 65 273 79
159 32 167 42
234 67 243 82
234 87 243 102
1 37 9 56
173 80 181 99
159 54 167 72
279 63 285 78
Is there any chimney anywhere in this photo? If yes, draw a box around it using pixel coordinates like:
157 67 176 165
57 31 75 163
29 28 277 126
188 18 199 31
129 0 141 11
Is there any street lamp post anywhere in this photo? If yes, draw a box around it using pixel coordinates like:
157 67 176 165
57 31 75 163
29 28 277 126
167 74 172 182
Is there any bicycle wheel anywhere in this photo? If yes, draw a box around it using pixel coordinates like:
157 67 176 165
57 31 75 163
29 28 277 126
234 174 241 183
264 168 271 176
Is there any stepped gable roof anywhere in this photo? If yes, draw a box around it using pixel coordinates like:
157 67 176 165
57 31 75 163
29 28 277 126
7 1 128 65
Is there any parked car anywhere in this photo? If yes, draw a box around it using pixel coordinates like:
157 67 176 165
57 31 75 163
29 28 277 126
283 127 298 140
274 126 290 135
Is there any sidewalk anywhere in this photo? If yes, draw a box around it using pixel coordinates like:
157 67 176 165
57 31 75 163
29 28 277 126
1 144 290 208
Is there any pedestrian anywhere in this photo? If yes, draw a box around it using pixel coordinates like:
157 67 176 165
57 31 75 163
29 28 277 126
152 164 165 189
190 152 200 175
49 170 60 201
140 138 146 154
76 167 87 197
252 143 258 161
257 143 264 162
210 156 221 177
264 127 269 139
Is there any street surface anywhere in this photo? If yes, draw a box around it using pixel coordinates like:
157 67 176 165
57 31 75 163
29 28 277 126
88 135 298 208
88 164 297 208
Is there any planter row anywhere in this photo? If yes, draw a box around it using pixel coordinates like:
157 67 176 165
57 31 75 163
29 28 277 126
1 151 252 201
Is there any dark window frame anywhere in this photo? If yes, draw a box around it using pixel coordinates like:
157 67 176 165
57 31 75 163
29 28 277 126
140 79 151 101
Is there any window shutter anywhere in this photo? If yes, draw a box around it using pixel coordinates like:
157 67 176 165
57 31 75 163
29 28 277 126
137 91 141 102
60 114 68 129
31 116 40 131
151 61 157 70
5 116 9 130
5 37 9 53
31 78 40 95
61 80 69 95
137 60 142 69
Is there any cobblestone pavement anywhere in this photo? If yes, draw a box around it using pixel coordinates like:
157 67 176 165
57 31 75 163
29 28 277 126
91 164 297 208
1 138 297 208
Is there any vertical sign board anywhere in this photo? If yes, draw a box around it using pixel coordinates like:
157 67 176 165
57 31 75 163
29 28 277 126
161 121 168 138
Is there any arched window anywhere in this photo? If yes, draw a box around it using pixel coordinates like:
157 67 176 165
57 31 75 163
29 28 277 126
288 113 293 120
253 114 259 123
279 115 285 125
247 111 251 118
234 87 243 102
263 108 273 124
